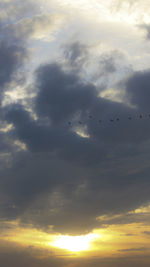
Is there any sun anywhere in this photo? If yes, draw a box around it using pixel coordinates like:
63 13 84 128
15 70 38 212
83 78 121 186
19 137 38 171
51 234 98 252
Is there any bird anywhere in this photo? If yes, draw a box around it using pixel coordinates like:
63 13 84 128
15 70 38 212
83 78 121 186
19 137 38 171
66 112 150 126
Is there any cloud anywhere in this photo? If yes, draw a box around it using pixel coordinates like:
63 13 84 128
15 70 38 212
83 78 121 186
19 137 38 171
139 24 150 40
73 256 150 267
118 247 149 252
63 42 89 71
126 70 150 111
0 0 38 23
0 41 26 90
35 63 97 123
1 239 150 267
0 0 65 44
0 240 66 267
0 1 35 101
143 231 150 235
4 13 64 41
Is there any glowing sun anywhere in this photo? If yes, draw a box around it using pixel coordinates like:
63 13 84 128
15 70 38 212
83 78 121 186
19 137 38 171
52 234 98 252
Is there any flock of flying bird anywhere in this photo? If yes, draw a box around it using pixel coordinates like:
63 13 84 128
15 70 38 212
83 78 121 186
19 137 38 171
67 113 150 126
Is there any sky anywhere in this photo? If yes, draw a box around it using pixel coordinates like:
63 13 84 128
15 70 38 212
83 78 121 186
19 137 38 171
1 0 150 266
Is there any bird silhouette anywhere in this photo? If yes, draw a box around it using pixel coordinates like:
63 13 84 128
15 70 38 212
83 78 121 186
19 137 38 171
66 113 150 126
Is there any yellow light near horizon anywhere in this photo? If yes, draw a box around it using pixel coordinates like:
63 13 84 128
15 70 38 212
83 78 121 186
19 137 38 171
2 219 150 259
51 234 98 252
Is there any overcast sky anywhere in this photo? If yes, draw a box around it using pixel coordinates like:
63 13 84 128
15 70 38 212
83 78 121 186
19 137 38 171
1 0 150 266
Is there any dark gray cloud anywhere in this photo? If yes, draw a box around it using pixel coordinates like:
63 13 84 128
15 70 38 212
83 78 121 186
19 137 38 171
0 2 30 196
5 62 150 166
1 60 150 233
139 24 150 40
0 37 26 175
0 41 25 89
0 240 66 267
0 1 31 103
35 63 97 124
126 70 150 112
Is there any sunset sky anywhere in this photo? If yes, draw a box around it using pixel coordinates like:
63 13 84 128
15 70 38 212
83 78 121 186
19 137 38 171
1 0 150 266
